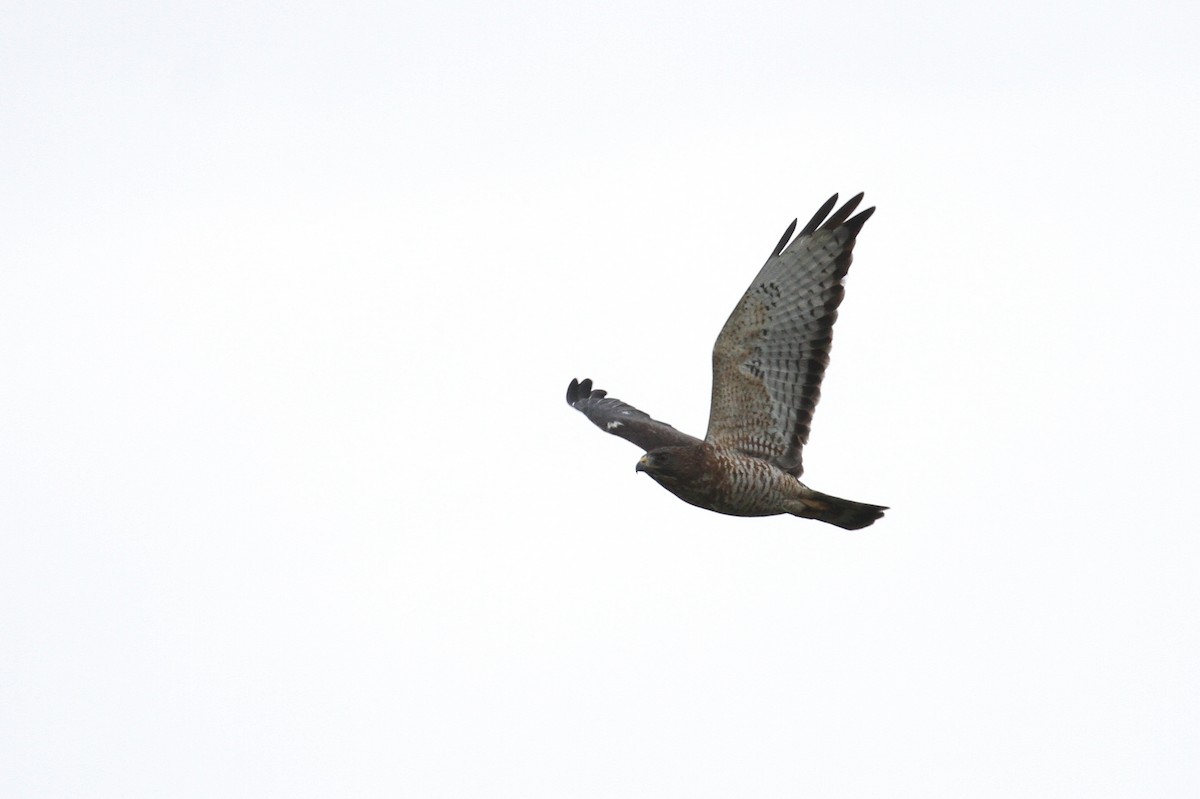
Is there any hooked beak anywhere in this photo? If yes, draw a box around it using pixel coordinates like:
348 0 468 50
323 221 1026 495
636 455 649 473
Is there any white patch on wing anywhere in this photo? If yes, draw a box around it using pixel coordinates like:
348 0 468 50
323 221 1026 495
606 421 623 430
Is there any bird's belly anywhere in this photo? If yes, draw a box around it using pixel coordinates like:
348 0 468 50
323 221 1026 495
658 455 800 517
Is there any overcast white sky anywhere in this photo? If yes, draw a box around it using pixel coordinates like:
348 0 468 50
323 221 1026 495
3 1 1199 796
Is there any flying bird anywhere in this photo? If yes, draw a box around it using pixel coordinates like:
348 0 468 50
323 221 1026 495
566 193 886 529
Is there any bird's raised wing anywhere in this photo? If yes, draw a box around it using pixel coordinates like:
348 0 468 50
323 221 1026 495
567 378 702 452
705 194 874 476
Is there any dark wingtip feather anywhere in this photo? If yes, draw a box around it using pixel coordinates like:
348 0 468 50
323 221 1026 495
798 194 839 237
568 377 609 407
567 377 590 405
844 206 876 238
771 218 799 258
820 192 865 231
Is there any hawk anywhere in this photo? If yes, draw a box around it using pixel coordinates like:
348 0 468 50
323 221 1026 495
566 193 886 530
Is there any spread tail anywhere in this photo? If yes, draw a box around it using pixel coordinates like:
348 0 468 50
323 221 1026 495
791 489 887 530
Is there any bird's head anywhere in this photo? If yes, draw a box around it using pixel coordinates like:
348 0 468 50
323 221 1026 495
636 447 697 483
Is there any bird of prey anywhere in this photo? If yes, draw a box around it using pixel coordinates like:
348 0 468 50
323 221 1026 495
566 193 885 529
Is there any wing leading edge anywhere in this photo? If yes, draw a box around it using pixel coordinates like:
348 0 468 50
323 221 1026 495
566 378 702 453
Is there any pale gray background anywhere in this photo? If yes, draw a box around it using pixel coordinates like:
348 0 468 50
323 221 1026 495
3 1 1198 796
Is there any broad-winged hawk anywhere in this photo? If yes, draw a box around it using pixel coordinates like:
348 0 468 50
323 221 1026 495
566 193 886 529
